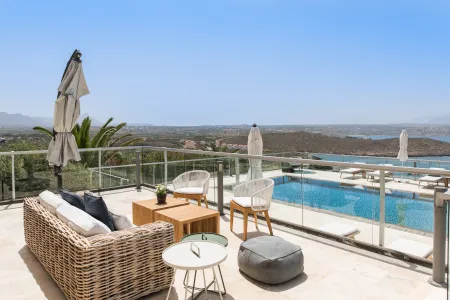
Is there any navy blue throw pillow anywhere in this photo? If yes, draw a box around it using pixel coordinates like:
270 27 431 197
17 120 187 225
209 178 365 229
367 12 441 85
84 193 115 231
60 190 85 211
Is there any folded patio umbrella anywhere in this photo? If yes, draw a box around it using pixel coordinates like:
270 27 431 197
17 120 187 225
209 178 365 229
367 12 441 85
47 50 89 189
397 130 408 180
247 124 263 181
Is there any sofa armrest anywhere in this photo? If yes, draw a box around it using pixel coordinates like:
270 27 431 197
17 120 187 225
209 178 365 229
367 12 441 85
71 221 175 300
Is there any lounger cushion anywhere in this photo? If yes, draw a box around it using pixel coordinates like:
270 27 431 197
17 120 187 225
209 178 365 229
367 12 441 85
339 168 362 174
319 223 358 237
238 236 304 284
174 187 203 195
419 175 442 183
388 238 432 258
39 190 65 215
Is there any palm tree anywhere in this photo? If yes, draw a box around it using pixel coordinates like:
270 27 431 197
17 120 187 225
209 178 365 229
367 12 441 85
33 117 144 166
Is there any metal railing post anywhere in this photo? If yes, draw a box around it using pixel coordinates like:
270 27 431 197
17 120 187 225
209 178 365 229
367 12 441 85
429 187 448 286
152 166 155 185
217 160 224 215
136 150 141 191
11 152 15 200
164 150 168 185
235 158 240 184
379 170 385 247
98 149 102 195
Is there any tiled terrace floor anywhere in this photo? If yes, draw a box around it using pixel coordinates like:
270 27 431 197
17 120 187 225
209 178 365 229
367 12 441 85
0 187 446 299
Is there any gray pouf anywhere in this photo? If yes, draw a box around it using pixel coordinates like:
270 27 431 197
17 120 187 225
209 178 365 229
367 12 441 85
238 236 304 284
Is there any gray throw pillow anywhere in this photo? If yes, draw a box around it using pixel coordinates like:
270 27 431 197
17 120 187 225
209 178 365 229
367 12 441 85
84 193 115 231
60 190 85 211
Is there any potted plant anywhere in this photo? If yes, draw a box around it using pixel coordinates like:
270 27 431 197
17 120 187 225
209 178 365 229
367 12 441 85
156 184 167 204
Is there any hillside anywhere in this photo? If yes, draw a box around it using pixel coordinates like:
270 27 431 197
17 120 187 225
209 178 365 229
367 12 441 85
224 131 450 157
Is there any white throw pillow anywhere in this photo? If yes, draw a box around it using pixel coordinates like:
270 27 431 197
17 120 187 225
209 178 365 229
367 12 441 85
39 190 65 215
56 203 111 237
110 212 135 230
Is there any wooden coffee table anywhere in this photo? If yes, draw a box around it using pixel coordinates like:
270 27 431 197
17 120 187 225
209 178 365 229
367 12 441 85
154 205 220 242
132 197 190 225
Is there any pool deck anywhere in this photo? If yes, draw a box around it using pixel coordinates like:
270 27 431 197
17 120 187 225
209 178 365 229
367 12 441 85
196 169 441 258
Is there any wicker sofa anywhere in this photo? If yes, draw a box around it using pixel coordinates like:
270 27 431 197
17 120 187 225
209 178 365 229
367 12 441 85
24 197 174 300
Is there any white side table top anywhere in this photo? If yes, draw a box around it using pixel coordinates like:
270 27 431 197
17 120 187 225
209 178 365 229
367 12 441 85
163 241 227 270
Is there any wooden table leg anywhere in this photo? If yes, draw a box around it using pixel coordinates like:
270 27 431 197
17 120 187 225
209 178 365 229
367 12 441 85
445 178 449 188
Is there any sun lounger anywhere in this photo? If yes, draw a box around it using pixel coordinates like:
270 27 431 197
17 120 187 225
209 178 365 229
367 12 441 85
366 164 395 181
387 238 432 259
339 163 366 179
418 167 445 187
319 223 359 239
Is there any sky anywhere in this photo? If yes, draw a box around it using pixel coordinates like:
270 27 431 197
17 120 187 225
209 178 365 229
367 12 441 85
0 1 449 126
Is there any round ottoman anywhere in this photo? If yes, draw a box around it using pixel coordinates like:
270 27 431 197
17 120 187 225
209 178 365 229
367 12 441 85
238 236 304 284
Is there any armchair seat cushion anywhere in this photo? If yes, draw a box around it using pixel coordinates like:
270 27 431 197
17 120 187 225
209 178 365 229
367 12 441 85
233 197 266 209
174 187 203 195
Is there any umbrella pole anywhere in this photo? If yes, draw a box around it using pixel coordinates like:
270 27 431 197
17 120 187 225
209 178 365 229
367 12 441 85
54 166 62 193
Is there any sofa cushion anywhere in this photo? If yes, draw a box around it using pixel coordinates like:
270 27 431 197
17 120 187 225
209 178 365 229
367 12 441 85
39 190 65 215
56 203 111 237
84 193 115 231
60 190 86 211
110 212 135 230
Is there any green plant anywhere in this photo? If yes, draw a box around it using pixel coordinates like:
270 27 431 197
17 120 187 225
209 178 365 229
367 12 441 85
33 116 145 166
156 184 167 196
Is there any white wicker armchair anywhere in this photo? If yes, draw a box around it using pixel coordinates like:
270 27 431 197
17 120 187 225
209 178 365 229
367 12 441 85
230 178 274 241
172 170 211 207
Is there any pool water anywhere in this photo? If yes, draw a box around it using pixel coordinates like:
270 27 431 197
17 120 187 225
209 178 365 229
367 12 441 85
272 176 434 232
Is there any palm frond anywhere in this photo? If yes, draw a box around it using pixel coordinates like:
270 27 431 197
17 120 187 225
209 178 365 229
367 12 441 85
33 126 52 137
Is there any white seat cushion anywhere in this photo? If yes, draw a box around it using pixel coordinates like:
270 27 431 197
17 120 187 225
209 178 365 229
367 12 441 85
419 175 442 183
56 203 111 237
388 238 432 258
319 223 359 237
39 190 65 215
174 187 203 195
339 168 362 174
233 197 267 209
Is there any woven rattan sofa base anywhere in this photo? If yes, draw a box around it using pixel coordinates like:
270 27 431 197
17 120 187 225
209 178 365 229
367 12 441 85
24 197 174 300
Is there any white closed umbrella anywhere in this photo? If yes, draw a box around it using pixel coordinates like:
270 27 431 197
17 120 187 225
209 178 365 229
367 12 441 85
397 130 408 181
47 50 89 190
247 124 263 181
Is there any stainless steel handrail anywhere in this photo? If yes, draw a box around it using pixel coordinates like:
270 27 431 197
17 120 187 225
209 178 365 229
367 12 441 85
1 145 450 176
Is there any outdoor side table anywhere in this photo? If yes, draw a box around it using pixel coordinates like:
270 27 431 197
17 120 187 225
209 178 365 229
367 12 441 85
182 233 228 299
162 240 227 300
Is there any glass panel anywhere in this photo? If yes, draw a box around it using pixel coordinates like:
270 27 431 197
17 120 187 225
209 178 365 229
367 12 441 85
11 153 54 199
101 148 137 190
142 149 165 186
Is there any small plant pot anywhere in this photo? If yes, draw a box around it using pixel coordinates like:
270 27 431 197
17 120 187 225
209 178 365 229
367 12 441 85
157 194 167 204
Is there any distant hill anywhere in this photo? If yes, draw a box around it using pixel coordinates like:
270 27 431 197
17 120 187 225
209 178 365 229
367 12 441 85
0 112 103 128
0 112 43 127
224 131 450 157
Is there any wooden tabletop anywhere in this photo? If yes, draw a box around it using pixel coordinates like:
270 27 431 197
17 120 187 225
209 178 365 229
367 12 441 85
133 196 189 211
155 204 219 224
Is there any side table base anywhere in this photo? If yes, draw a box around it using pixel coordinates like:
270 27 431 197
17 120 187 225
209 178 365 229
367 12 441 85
183 265 226 300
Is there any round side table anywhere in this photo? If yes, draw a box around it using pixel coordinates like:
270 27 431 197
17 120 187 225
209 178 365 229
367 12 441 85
181 233 228 299
162 240 227 300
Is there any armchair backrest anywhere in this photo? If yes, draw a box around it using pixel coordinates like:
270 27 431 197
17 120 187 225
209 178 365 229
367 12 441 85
173 170 211 195
234 178 274 211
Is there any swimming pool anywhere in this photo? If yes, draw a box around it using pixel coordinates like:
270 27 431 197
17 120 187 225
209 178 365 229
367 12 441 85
272 176 434 232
